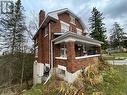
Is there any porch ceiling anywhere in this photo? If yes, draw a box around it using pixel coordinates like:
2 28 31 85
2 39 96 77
52 32 103 46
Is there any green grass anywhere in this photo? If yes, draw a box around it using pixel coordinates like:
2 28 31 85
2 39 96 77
102 52 127 60
113 65 127 94
101 65 127 95
112 53 127 57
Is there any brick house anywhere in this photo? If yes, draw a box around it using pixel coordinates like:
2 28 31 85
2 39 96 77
33 8 103 84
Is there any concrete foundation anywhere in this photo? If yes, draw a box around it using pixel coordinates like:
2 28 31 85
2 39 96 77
56 65 81 83
33 61 44 85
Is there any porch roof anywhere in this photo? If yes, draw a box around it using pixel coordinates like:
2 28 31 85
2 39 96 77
52 32 103 46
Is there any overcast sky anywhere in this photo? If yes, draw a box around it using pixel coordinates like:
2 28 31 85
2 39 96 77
20 0 127 36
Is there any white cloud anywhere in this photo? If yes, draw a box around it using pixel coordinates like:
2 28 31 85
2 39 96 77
21 0 127 34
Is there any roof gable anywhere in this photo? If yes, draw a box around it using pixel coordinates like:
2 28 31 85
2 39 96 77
47 8 86 30
33 8 87 39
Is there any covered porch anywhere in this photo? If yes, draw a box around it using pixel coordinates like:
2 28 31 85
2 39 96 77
52 32 103 73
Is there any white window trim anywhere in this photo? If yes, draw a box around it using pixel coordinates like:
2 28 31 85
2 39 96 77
60 21 70 26
44 26 48 37
44 34 48 37
75 54 100 59
70 15 75 25
55 57 67 60
60 47 67 58
60 21 70 33
35 39 38 44
76 28 82 35
58 65 66 71
35 46 38 58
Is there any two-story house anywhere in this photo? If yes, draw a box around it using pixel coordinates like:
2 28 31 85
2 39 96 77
33 8 103 84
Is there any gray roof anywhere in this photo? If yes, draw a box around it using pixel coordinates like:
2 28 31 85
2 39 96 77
52 32 103 46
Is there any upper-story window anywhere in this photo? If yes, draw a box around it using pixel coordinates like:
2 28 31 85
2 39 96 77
35 38 38 45
44 26 48 37
70 15 75 24
60 21 70 33
35 46 38 58
76 28 82 35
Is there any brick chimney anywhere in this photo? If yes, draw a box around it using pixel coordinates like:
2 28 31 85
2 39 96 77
39 10 45 26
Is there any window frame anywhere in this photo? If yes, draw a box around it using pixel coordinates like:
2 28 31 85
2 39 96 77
70 15 75 24
60 21 70 33
35 38 38 45
60 47 67 58
35 46 38 58
76 28 82 35
44 26 48 37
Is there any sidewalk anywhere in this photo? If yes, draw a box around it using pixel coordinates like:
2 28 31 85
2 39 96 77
107 59 127 65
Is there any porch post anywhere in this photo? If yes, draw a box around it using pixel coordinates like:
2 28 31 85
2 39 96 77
66 41 75 73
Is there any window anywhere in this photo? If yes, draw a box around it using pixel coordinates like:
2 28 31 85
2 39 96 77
44 26 48 37
70 15 75 24
59 69 65 76
35 46 38 58
76 28 82 35
60 48 67 57
35 38 38 45
61 21 69 33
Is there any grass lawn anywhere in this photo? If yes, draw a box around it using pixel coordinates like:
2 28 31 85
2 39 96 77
102 52 127 60
111 53 127 57
113 65 127 94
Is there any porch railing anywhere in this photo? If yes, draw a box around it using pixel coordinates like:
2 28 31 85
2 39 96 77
55 54 100 60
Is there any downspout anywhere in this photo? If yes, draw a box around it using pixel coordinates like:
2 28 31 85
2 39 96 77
49 22 51 69
43 22 53 85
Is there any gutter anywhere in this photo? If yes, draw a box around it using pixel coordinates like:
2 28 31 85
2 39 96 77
33 16 57 40
43 22 54 85
49 22 51 69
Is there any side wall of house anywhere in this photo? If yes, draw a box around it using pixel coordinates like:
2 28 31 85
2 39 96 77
37 27 49 64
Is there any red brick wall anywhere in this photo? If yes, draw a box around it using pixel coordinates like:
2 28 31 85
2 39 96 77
39 10 45 26
54 44 60 57
58 12 84 33
43 32 49 64
37 27 49 64
67 57 99 73
55 56 99 73
55 59 67 67
51 21 61 33
38 30 43 63
50 12 84 34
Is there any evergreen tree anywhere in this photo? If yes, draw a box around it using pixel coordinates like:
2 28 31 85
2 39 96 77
1 0 26 54
110 22 126 49
89 7 107 49
0 0 27 86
